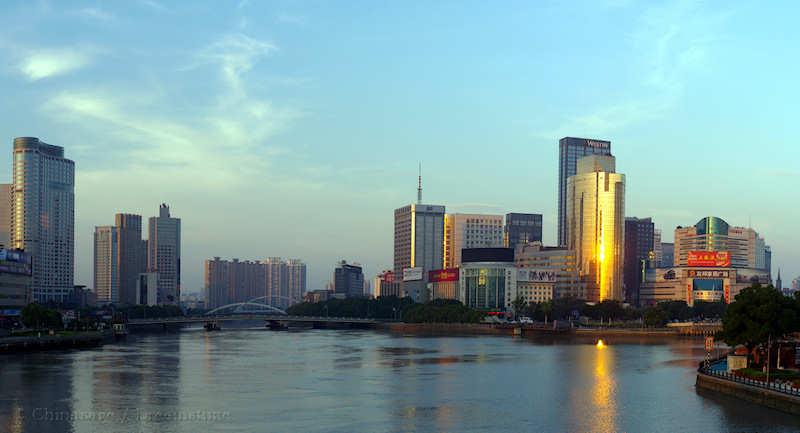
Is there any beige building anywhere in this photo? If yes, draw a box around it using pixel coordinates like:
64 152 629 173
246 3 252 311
515 242 584 299
204 257 306 309
674 217 769 270
566 155 625 302
443 213 504 269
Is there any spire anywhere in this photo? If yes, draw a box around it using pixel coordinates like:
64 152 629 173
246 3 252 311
777 268 782 289
417 162 422 204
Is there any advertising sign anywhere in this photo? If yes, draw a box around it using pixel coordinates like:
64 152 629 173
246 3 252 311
429 268 459 283
705 336 714 352
687 251 730 267
516 269 557 283
688 270 730 279
403 267 424 282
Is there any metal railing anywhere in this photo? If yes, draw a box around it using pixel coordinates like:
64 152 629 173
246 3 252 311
700 365 800 397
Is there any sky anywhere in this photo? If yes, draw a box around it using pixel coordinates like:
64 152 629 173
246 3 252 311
0 0 798 292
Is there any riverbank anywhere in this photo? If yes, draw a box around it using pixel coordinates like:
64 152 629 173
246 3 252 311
696 370 800 415
0 331 110 354
378 322 706 339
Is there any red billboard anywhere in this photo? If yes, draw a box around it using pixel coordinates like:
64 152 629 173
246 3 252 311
429 268 459 283
687 251 730 267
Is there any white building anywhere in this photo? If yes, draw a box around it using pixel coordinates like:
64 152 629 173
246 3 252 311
444 213 504 269
94 226 118 304
11 137 75 303
393 204 445 276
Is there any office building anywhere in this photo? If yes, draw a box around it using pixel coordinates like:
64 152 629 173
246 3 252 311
93 214 147 305
428 268 459 300
652 229 662 267
147 204 181 304
623 217 655 305
504 213 543 251
136 272 159 306
508 267 556 308
558 137 612 247
11 137 75 303
444 213 504 269
0 184 10 248
394 204 445 276
674 217 770 270
661 243 674 268
0 249 32 313
334 261 364 298
515 242 584 299
374 270 400 298
459 248 515 310
566 154 625 302
640 216 772 306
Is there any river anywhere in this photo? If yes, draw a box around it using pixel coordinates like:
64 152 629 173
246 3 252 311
1 327 799 432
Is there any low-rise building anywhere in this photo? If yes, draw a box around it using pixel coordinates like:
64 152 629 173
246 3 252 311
507 268 556 309
515 242 584 299
428 268 459 300
640 266 771 306
459 248 516 310
0 249 32 315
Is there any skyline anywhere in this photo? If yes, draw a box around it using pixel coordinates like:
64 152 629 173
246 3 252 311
0 1 798 291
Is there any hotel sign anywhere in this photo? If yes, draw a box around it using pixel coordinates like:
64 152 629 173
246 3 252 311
687 251 730 268
429 268 459 283
517 269 557 283
687 270 730 279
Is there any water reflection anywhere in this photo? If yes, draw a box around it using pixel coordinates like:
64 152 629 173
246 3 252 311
591 345 617 433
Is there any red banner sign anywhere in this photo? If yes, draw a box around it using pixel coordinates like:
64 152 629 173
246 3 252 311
429 268 459 283
687 251 730 267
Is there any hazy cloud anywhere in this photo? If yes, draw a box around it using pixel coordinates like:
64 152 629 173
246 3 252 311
76 7 114 21
18 47 93 81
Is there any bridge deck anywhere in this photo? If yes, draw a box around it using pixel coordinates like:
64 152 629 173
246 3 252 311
127 315 378 326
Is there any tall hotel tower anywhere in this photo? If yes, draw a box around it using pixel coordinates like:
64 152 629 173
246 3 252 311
11 137 75 302
567 154 625 302
558 137 611 247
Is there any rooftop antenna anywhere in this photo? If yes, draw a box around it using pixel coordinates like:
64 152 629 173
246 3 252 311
417 162 422 204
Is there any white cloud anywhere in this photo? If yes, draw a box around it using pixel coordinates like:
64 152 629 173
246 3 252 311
77 7 114 21
18 48 93 81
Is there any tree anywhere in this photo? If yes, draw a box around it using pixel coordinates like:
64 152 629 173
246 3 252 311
642 306 669 327
21 304 63 330
511 295 527 317
721 284 799 353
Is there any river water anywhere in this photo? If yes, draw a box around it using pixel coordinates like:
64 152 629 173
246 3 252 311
1 327 799 433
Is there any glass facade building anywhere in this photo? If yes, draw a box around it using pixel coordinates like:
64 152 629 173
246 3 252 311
566 155 625 302
504 213 543 251
459 248 515 310
558 137 611 247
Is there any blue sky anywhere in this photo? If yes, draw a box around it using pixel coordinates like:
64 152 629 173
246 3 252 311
0 0 798 292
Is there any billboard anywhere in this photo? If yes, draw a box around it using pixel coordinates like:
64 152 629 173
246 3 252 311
517 269 557 283
429 268 459 283
687 251 730 267
688 270 730 279
403 267 424 282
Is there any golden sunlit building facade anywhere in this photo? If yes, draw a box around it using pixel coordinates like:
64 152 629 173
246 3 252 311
566 155 625 302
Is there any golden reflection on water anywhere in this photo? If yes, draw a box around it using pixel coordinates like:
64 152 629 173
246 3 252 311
591 345 617 433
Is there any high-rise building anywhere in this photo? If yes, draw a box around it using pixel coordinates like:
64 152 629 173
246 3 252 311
286 259 307 305
566 154 625 302
11 137 75 303
264 257 288 308
652 229 662 267
0 184 11 248
93 214 146 305
623 217 655 306
443 213 504 269
334 261 364 298
393 204 445 276
147 204 181 304
558 137 611 247
93 226 118 303
504 213 543 251
673 217 769 270
661 243 674 268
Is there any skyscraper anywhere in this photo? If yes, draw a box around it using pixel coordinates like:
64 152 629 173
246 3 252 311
11 137 75 303
567 154 625 301
443 213 504 269
264 257 288 308
148 204 181 304
93 226 118 303
558 137 611 247
393 204 445 276
623 217 655 305
334 261 364 298
504 213 543 250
